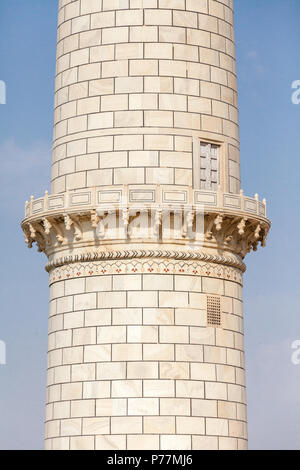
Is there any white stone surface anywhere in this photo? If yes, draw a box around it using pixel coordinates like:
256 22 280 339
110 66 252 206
36 0 252 451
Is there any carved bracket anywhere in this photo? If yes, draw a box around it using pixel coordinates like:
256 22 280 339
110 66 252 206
22 203 270 260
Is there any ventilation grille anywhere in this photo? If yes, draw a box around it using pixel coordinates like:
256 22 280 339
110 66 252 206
207 296 221 327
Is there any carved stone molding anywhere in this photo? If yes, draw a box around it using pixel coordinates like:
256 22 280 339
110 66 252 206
49 257 244 286
22 205 270 258
45 249 246 274
22 186 270 271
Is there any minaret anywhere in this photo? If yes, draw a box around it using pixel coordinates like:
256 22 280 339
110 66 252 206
22 0 270 450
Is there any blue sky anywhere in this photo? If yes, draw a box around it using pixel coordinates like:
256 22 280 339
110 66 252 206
0 0 300 450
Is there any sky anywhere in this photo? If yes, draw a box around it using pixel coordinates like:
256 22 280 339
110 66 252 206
0 0 300 450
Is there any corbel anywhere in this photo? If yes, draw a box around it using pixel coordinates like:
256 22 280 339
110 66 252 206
183 210 194 238
64 214 82 241
214 214 224 232
50 218 64 244
154 208 162 238
237 217 248 236
90 210 100 229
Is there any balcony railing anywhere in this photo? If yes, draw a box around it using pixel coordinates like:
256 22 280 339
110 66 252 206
24 185 267 220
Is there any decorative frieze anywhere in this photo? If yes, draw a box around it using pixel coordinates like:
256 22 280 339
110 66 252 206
22 186 270 268
48 258 243 286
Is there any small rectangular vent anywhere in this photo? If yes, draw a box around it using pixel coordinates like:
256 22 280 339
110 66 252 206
207 296 221 327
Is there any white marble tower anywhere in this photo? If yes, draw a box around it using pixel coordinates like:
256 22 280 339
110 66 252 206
22 0 270 450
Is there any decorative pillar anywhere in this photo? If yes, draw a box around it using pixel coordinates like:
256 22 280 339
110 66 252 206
22 0 270 450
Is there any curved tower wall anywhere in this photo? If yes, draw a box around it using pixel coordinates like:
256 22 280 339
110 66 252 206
52 0 240 195
22 0 270 451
